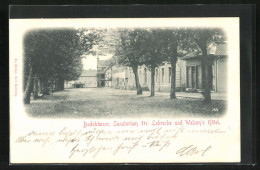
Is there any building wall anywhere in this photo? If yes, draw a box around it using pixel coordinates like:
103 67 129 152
111 66 126 89
111 59 186 92
79 76 97 87
105 68 112 87
216 57 228 92
185 56 227 92
152 60 186 92
65 76 97 88
111 56 227 93
64 81 73 88
97 64 113 87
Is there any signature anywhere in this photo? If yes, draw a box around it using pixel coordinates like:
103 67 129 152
176 145 212 157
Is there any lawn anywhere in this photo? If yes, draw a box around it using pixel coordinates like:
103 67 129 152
24 88 227 118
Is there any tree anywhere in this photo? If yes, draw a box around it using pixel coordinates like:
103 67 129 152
23 29 100 104
189 28 226 103
158 29 181 99
141 29 169 97
115 29 146 95
163 28 198 99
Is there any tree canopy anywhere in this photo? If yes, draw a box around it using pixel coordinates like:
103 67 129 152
24 29 100 81
23 28 100 104
188 28 226 103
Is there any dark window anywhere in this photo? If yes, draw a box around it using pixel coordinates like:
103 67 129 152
144 68 147 83
156 69 158 83
162 68 164 83
192 67 196 88
196 66 202 88
187 66 197 88
169 67 172 83
187 67 192 88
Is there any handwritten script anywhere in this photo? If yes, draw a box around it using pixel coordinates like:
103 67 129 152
14 119 227 160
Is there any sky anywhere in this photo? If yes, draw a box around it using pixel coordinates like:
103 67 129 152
82 55 96 70
83 54 113 70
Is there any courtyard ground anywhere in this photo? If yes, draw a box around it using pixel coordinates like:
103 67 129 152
25 88 227 118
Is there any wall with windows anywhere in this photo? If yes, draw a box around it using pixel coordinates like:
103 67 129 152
111 59 186 92
111 58 188 92
185 56 228 92
152 59 186 92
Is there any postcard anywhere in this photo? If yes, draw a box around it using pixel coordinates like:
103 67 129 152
9 18 240 163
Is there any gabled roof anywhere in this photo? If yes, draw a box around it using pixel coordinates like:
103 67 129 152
80 70 97 77
214 43 227 55
182 42 227 60
182 52 200 60
207 42 227 56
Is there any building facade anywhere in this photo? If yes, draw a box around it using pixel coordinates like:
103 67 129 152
97 58 112 87
111 59 186 92
182 42 227 92
64 69 97 88
110 42 228 93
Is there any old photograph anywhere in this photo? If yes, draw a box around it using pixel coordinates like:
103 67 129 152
23 27 227 119
10 18 240 163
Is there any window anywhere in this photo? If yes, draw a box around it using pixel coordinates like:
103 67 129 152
187 67 192 88
196 66 202 88
169 67 172 83
116 78 119 86
162 68 164 83
156 69 158 83
144 68 147 83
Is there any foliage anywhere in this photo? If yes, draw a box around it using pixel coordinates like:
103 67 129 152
114 28 147 67
140 29 169 69
23 28 100 81
187 27 226 103
188 28 226 54
23 28 100 104
114 28 148 95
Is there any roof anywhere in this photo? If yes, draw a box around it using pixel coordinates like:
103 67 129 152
182 52 200 60
182 42 227 60
207 42 227 56
214 43 227 55
80 70 97 77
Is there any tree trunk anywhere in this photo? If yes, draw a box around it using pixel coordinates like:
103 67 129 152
38 79 42 94
55 79 59 91
33 77 38 100
170 60 177 99
204 64 212 104
42 78 49 95
60 79 64 90
55 78 64 91
150 66 155 97
195 30 212 104
202 57 211 104
23 66 34 104
23 74 28 92
132 66 142 95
